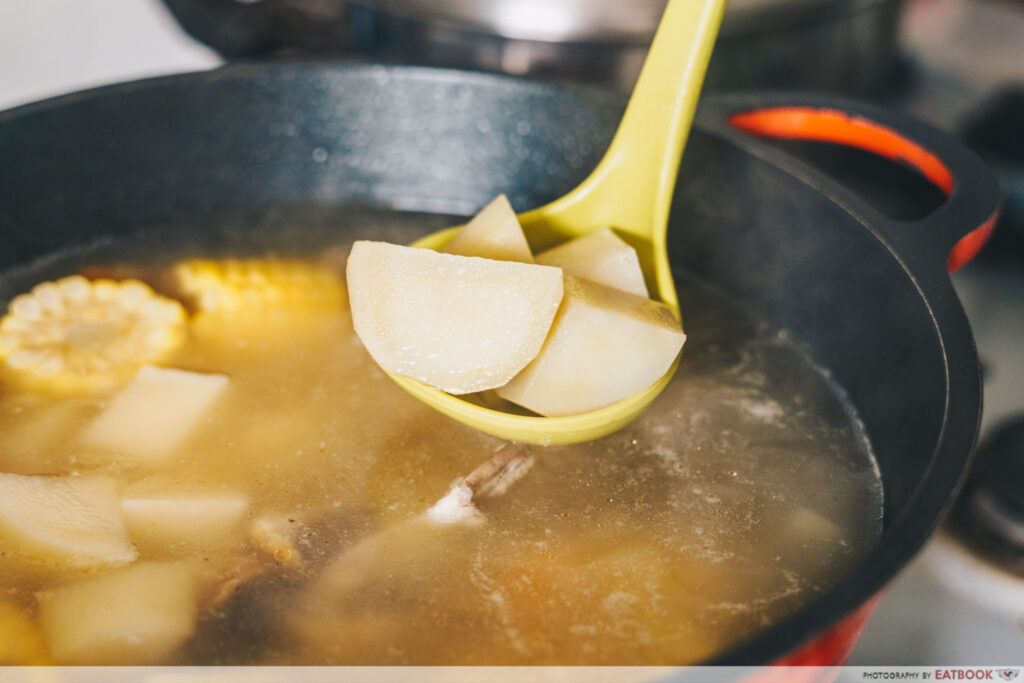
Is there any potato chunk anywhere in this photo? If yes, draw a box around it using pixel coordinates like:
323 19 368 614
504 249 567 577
347 241 563 394
80 365 229 465
121 494 249 557
0 397 91 475
498 276 685 415
37 561 197 664
0 474 136 576
536 228 648 297
783 507 843 546
442 194 533 263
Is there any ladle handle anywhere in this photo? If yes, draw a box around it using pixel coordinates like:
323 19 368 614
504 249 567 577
539 0 727 244
704 94 1001 274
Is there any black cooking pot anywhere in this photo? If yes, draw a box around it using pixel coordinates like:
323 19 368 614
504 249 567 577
0 64 999 663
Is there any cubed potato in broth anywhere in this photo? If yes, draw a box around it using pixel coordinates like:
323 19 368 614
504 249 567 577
37 561 198 665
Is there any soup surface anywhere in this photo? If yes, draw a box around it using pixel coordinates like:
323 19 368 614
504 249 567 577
0 209 882 665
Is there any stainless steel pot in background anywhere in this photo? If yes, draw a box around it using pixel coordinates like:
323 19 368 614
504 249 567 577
162 0 906 95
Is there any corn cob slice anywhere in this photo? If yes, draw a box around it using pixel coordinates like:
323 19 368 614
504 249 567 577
0 601 51 665
0 276 186 394
174 259 345 314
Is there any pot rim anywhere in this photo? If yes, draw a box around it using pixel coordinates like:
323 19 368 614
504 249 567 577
0 63 991 664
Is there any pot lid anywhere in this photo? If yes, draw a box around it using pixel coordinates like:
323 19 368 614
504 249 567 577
359 0 897 43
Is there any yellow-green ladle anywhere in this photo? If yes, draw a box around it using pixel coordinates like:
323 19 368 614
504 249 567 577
393 0 728 445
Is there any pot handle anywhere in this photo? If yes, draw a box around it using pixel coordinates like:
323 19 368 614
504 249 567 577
700 95 1001 273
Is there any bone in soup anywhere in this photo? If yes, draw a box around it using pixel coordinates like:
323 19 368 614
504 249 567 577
0 211 882 665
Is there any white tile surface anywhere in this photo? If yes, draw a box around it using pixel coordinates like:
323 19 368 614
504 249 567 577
0 0 220 110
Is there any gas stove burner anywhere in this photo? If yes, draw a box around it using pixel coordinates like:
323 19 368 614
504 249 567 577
961 87 1024 262
950 415 1024 576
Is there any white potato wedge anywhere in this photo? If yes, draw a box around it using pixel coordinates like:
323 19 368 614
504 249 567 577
0 397 91 475
121 495 249 557
442 194 533 263
347 241 563 394
784 507 843 545
0 474 136 577
37 561 197 664
535 228 648 297
80 365 229 465
498 276 685 415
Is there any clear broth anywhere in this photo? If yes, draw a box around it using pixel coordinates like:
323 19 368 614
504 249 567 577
0 208 882 665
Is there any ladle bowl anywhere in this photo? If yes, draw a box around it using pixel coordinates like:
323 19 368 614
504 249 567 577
388 0 728 445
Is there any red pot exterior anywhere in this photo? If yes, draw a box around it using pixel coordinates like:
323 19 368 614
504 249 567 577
724 104 996 671
775 597 880 666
